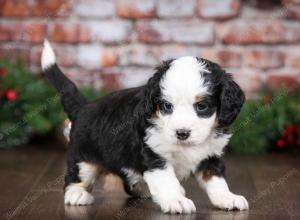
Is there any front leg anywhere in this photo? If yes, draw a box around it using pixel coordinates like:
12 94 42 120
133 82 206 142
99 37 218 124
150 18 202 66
195 156 249 211
143 164 196 214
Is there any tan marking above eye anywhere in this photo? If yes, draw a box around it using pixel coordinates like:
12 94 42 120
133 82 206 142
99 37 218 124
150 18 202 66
195 95 203 102
202 170 213 181
152 104 159 118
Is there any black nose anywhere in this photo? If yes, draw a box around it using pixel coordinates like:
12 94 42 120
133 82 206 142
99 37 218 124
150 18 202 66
176 129 191 141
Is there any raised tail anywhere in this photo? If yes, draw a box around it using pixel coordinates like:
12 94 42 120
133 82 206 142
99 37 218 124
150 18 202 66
41 40 87 121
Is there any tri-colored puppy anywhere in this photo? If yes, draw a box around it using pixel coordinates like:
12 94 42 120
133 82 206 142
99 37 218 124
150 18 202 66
41 40 248 214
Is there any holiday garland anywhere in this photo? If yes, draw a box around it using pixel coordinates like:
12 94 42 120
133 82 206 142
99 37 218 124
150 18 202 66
0 59 65 148
230 88 300 154
0 59 102 148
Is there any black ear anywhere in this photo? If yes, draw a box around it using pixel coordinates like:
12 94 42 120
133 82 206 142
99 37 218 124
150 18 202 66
199 58 245 127
144 59 173 115
218 74 245 127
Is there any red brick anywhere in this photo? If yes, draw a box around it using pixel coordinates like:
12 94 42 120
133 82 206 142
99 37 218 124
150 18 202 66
118 45 158 66
230 70 264 95
284 49 300 68
76 45 118 69
86 21 132 44
0 22 22 41
202 48 242 67
0 46 30 65
137 20 215 44
31 46 77 67
50 23 90 43
32 0 71 17
117 0 156 19
157 0 196 17
65 68 93 87
0 0 30 17
197 0 240 19
244 49 284 69
0 22 46 43
219 21 300 44
99 72 122 90
101 52 119 67
22 23 46 43
282 0 300 19
267 72 300 91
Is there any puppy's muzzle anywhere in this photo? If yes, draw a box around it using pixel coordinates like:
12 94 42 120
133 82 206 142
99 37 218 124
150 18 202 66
176 129 191 141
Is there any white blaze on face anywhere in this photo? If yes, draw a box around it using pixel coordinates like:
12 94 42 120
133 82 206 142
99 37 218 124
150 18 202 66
157 56 216 145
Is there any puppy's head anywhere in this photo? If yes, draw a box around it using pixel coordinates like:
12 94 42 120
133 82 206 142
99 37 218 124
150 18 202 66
145 56 245 146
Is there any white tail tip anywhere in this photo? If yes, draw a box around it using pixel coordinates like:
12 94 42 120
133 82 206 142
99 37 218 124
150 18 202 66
41 39 56 70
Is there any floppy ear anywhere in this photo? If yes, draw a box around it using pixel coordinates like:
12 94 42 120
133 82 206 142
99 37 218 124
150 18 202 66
218 74 245 127
200 58 245 127
144 59 173 115
144 74 160 115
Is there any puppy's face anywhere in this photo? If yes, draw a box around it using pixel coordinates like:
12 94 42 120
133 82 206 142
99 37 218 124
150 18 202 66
146 56 245 146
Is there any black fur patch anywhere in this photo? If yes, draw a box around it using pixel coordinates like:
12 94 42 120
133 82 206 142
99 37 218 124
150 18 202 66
44 64 87 120
61 61 174 189
196 156 225 181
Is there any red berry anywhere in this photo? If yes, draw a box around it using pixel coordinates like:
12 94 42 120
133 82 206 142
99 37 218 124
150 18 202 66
5 89 18 102
276 139 286 149
286 125 294 133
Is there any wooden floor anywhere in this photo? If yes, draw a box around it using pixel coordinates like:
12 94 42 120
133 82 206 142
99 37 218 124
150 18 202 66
1 143 300 220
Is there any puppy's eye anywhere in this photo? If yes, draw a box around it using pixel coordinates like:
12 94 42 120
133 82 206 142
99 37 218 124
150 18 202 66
195 102 208 112
161 100 173 114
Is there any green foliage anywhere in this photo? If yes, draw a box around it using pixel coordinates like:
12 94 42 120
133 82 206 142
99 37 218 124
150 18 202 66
0 59 103 148
80 86 107 101
229 89 300 154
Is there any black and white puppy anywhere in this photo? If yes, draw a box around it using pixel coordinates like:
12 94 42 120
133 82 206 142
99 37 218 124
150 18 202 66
41 40 248 214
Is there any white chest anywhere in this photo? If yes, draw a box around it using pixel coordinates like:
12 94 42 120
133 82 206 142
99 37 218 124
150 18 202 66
145 128 231 181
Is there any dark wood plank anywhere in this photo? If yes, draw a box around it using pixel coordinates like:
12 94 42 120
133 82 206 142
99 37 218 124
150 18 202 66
248 154 300 220
0 145 58 219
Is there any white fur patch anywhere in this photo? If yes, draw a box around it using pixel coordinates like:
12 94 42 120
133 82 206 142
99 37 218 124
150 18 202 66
121 168 142 186
143 164 196 214
197 175 249 210
146 128 230 181
64 185 94 205
63 120 72 142
157 56 214 145
64 162 99 206
77 162 99 189
161 56 210 102
41 39 56 70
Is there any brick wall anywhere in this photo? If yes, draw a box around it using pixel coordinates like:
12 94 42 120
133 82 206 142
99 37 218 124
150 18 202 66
1 0 300 97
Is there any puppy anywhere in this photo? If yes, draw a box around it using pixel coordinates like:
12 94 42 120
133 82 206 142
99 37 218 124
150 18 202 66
41 40 248 214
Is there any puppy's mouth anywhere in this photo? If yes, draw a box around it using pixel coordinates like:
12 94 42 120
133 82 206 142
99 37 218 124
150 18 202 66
174 139 194 146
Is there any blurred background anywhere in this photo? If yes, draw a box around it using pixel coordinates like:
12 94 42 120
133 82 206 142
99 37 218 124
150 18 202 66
0 0 300 154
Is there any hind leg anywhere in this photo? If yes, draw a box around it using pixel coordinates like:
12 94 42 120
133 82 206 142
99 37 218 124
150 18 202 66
64 151 100 205
121 168 150 198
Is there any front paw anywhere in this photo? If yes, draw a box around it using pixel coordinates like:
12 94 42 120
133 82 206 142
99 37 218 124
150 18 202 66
64 185 94 206
209 192 249 210
158 196 196 214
